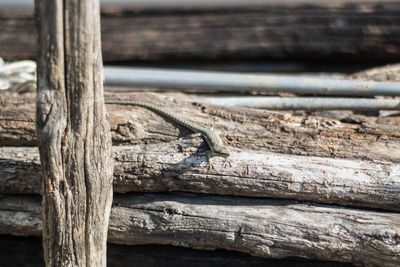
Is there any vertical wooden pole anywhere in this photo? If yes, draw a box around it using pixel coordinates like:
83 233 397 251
35 0 113 266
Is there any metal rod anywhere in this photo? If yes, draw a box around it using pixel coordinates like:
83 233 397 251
189 97 400 111
104 67 400 96
2 0 398 10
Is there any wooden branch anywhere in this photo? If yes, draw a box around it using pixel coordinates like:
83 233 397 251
35 0 113 265
1 144 399 211
1 2 400 61
1 92 400 162
0 193 399 266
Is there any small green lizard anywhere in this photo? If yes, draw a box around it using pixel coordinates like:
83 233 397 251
106 101 230 157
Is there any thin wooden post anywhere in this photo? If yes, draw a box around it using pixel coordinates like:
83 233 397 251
35 0 113 266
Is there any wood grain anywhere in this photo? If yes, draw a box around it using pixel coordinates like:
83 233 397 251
1 143 399 211
1 92 400 162
0 193 398 266
35 0 113 265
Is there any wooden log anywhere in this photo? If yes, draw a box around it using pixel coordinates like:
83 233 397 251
1 91 399 210
1 142 399 211
1 92 400 162
0 235 353 267
0 193 399 266
1 1 400 62
35 0 113 265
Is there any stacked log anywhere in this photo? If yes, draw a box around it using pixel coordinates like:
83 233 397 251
1 89 399 266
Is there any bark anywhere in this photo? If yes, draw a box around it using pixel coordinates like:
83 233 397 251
1 2 400 62
0 193 399 267
35 0 113 266
0 144 399 211
1 92 400 162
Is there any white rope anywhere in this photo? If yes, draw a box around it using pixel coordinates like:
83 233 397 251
0 57 36 92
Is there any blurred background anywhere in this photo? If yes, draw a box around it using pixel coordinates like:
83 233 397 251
0 0 399 74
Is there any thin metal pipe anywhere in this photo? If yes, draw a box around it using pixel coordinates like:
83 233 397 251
104 67 400 96
2 0 398 10
189 97 400 111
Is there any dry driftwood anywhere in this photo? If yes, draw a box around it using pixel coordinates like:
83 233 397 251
1 1 400 62
1 92 400 163
0 193 399 267
1 143 399 211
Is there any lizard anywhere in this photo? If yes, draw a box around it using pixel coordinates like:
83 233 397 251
106 100 230 158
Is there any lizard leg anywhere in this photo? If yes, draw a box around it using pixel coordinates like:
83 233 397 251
206 152 217 171
222 156 232 168
206 152 232 171
189 132 202 138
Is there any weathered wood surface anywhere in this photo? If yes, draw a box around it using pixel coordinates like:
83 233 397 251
1 1 400 61
35 0 113 266
1 92 400 162
1 143 399 211
0 193 398 266
0 236 353 267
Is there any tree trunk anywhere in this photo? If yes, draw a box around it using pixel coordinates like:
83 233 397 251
35 0 113 266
